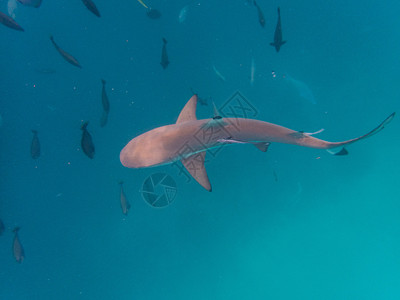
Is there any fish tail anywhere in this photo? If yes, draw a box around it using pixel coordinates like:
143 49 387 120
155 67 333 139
32 129 38 134
101 79 106 85
81 121 89 130
119 181 124 185
13 227 20 233
162 38 167 44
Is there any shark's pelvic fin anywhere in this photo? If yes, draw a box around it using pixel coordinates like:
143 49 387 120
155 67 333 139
327 147 349 156
181 152 212 192
253 142 271 152
176 94 198 123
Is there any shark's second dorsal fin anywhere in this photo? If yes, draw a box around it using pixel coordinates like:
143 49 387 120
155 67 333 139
176 95 198 124
181 152 212 192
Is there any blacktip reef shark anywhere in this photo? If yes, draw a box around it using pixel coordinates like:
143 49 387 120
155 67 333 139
120 95 395 191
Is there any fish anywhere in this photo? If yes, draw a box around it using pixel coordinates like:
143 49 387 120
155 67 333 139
270 7 286 52
0 219 5 235
0 11 24 31
31 130 40 159
146 8 161 19
137 0 148 9
119 181 130 215
250 58 255 86
101 79 110 113
178 5 189 23
213 65 226 82
160 38 169 69
253 0 265 28
81 0 101 17
100 110 108 127
273 169 278 182
17 0 42 7
12 227 24 263
284 74 316 104
120 95 395 191
50 35 82 68
8 0 17 19
81 122 95 159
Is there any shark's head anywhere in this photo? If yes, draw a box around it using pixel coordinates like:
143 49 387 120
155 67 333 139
120 125 182 168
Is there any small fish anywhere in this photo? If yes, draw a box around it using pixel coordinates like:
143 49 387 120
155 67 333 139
160 38 169 69
250 58 255 86
81 122 95 159
0 11 24 31
101 79 109 113
8 0 17 19
146 8 161 19
212 65 226 82
81 0 101 17
284 74 316 104
119 181 131 215
100 110 108 127
270 7 286 52
178 5 189 23
12 227 24 263
253 0 265 28
0 219 5 235
137 0 148 9
273 169 278 182
50 35 82 68
17 0 42 7
31 130 40 159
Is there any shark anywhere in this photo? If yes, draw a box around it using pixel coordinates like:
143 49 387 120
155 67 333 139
120 95 395 191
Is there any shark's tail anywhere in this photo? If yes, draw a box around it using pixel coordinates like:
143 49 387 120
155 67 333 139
326 112 395 155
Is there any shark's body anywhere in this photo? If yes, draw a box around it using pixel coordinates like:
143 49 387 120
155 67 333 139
120 95 394 191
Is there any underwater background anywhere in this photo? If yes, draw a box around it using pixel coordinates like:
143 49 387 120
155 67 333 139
1 0 400 299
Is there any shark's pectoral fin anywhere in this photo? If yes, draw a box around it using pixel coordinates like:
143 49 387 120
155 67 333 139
281 41 287 45
253 142 271 152
327 147 348 156
181 152 212 192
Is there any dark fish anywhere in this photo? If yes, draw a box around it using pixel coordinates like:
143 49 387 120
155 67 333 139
146 8 161 19
81 122 95 159
17 0 42 8
0 11 24 32
273 169 278 182
101 79 109 113
81 0 101 17
100 110 108 127
50 35 82 68
0 219 5 236
31 130 40 159
12 227 24 263
270 7 286 52
119 181 130 215
253 1 265 28
160 38 169 69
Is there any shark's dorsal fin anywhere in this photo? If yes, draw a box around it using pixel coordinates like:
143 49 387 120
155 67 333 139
176 95 198 124
181 152 212 192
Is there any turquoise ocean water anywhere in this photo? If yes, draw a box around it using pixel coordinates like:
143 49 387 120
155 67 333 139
1 0 400 299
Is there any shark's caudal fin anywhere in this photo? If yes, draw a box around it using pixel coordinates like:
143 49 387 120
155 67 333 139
177 95 212 191
327 112 395 155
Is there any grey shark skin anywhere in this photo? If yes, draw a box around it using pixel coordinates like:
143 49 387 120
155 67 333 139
120 95 395 191
270 7 286 52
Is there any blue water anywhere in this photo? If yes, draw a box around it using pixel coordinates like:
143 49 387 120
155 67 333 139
1 0 400 299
